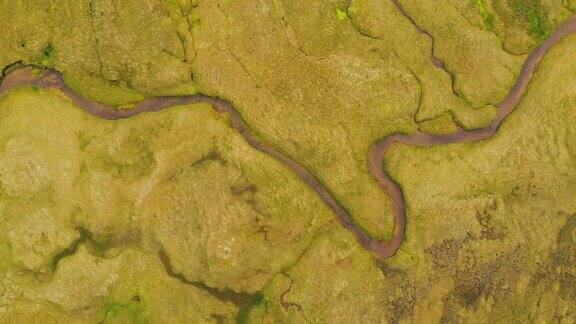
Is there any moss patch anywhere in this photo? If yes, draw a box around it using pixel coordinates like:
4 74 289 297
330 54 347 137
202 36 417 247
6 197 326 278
509 0 551 40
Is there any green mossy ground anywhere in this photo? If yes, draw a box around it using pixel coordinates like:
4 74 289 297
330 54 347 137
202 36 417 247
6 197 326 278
0 88 333 322
0 0 527 241
473 0 497 31
0 0 574 322
457 0 573 54
384 34 576 322
509 0 552 40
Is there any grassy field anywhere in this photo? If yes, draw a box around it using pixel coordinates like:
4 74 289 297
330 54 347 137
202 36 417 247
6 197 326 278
0 88 335 322
0 0 574 322
384 34 576 322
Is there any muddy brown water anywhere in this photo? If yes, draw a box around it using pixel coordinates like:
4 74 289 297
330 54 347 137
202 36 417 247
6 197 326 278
0 15 575 258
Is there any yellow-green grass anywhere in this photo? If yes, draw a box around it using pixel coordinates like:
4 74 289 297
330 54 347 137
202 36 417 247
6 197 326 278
0 87 333 322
